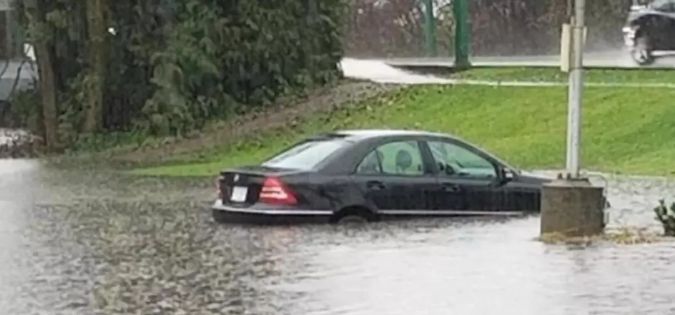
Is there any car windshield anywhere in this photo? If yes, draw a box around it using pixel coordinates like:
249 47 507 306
261 138 349 170
650 0 675 9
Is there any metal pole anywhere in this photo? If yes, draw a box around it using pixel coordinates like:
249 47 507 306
423 0 437 57
566 0 585 178
4 11 10 59
454 0 470 69
8 7 20 59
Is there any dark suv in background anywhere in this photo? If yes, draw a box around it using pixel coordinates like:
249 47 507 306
623 0 675 65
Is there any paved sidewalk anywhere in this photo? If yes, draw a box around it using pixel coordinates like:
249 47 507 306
384 50 675 70
340 57 675 87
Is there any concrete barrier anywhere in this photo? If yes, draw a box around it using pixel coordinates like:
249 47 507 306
540 178 606 237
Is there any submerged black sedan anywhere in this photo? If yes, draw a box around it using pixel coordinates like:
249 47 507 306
213 130 549 224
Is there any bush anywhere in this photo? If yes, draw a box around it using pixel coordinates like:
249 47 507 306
3 89 42 133
16 0 346 148
654 200 675 237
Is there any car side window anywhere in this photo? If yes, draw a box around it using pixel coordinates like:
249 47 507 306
356 141 425 176
356 150 382 175
428 141 497 179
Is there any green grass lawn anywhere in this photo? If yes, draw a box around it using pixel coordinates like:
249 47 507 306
133 83 675 177
450 67 675 84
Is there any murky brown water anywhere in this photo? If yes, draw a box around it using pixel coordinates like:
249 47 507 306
1 160 674 314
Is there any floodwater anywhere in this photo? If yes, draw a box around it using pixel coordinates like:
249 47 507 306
1 160 675 315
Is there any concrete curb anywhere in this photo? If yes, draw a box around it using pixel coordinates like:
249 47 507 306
437 79 675 89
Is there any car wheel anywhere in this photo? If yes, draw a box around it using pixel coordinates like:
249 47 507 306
631 36 655 66
337 214 369 225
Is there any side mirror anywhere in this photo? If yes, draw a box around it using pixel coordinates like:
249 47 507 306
443 163 456 175
501 168 516 183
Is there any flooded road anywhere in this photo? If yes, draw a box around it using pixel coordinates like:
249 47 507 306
1 160 675 314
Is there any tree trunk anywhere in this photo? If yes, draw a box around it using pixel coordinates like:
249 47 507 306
83 0 107 133
34 42 58 150
23 0 60 150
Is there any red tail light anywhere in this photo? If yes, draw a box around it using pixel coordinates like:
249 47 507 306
259 177 297 205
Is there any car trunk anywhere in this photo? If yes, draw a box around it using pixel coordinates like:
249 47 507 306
218 166 302 206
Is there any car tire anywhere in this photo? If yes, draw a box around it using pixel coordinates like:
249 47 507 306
336 215 369 225
332 207 375 224
631 36 655 66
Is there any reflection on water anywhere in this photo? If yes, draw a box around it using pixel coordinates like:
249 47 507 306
0 160 674 314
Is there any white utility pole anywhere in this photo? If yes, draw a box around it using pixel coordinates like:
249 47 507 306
542 0 605 238
566 0 585 178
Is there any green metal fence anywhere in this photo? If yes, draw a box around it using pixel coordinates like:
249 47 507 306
344 0 633 60
344 0 456 58
343 0 467 65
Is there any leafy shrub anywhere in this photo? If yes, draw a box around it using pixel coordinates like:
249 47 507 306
3 89 42 132
16 0 346 147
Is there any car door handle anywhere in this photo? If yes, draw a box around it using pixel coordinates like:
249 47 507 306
367 181 386 190
441 183 461 192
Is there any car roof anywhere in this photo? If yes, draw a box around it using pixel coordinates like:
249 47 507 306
320 129 519 172
329 129 455 140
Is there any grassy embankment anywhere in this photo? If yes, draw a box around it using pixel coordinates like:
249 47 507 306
133 68 675 177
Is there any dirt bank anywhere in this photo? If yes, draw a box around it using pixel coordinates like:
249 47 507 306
109 80 400 165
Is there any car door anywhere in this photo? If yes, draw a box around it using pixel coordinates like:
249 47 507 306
650 0 675 48
425 139 507 214
664 0 675 49
352 140 438 214
497 176 542 212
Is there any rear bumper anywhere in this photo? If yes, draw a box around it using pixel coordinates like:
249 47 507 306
211 200 333 224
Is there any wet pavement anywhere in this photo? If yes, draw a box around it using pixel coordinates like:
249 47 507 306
341 50 675 86
342 57 675 87
341 57 675 87
1 160 675 314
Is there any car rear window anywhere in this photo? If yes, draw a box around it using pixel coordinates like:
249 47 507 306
262 138 349 170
